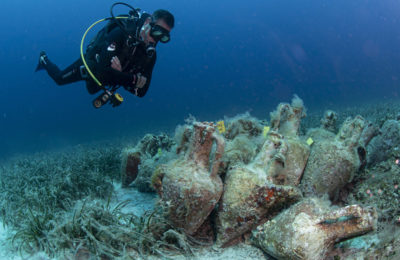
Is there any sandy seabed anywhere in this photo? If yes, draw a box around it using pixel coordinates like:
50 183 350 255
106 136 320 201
0 184 269 260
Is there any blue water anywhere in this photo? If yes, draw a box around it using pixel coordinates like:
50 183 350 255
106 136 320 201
1 0 400 159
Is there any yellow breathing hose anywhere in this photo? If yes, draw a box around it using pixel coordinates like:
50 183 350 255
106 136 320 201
80 16 129 87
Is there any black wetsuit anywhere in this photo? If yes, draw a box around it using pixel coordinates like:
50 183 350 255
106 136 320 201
42 19 156 97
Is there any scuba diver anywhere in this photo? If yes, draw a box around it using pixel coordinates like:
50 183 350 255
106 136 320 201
35 2 174 108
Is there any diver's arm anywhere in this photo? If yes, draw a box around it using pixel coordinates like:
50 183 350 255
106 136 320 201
95 27 156 96
124 53 156 97
110 56 151 97
95 28 136 86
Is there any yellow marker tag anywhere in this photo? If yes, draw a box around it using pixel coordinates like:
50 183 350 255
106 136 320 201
263 126 270 137
157 148 162 156
216 121 226 134
307 137 314 146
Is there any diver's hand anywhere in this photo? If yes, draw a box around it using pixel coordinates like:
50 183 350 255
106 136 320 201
111 56 122 72
135 73 147 88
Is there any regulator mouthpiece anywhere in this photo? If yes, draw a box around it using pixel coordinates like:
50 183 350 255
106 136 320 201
146 42 156 58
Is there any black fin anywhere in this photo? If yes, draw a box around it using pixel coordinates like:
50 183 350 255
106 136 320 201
35 61 45 72
35 51 47 72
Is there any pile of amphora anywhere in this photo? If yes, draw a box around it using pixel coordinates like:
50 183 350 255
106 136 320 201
122 95 378 259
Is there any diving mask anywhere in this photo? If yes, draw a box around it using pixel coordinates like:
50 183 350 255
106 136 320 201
150 23 170 43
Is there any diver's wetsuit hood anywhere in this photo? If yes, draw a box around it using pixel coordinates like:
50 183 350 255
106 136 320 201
138 13 152 29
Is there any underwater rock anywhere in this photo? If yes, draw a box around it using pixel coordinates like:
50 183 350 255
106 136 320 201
301 115 377 200
216 131 304 247
153 122 225 235
320 110 338 133
120 133 176 191
367 119 400 165
251 197 377 260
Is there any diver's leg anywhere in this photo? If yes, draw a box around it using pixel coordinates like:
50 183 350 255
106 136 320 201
46 58 84 85
37 52 84 85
